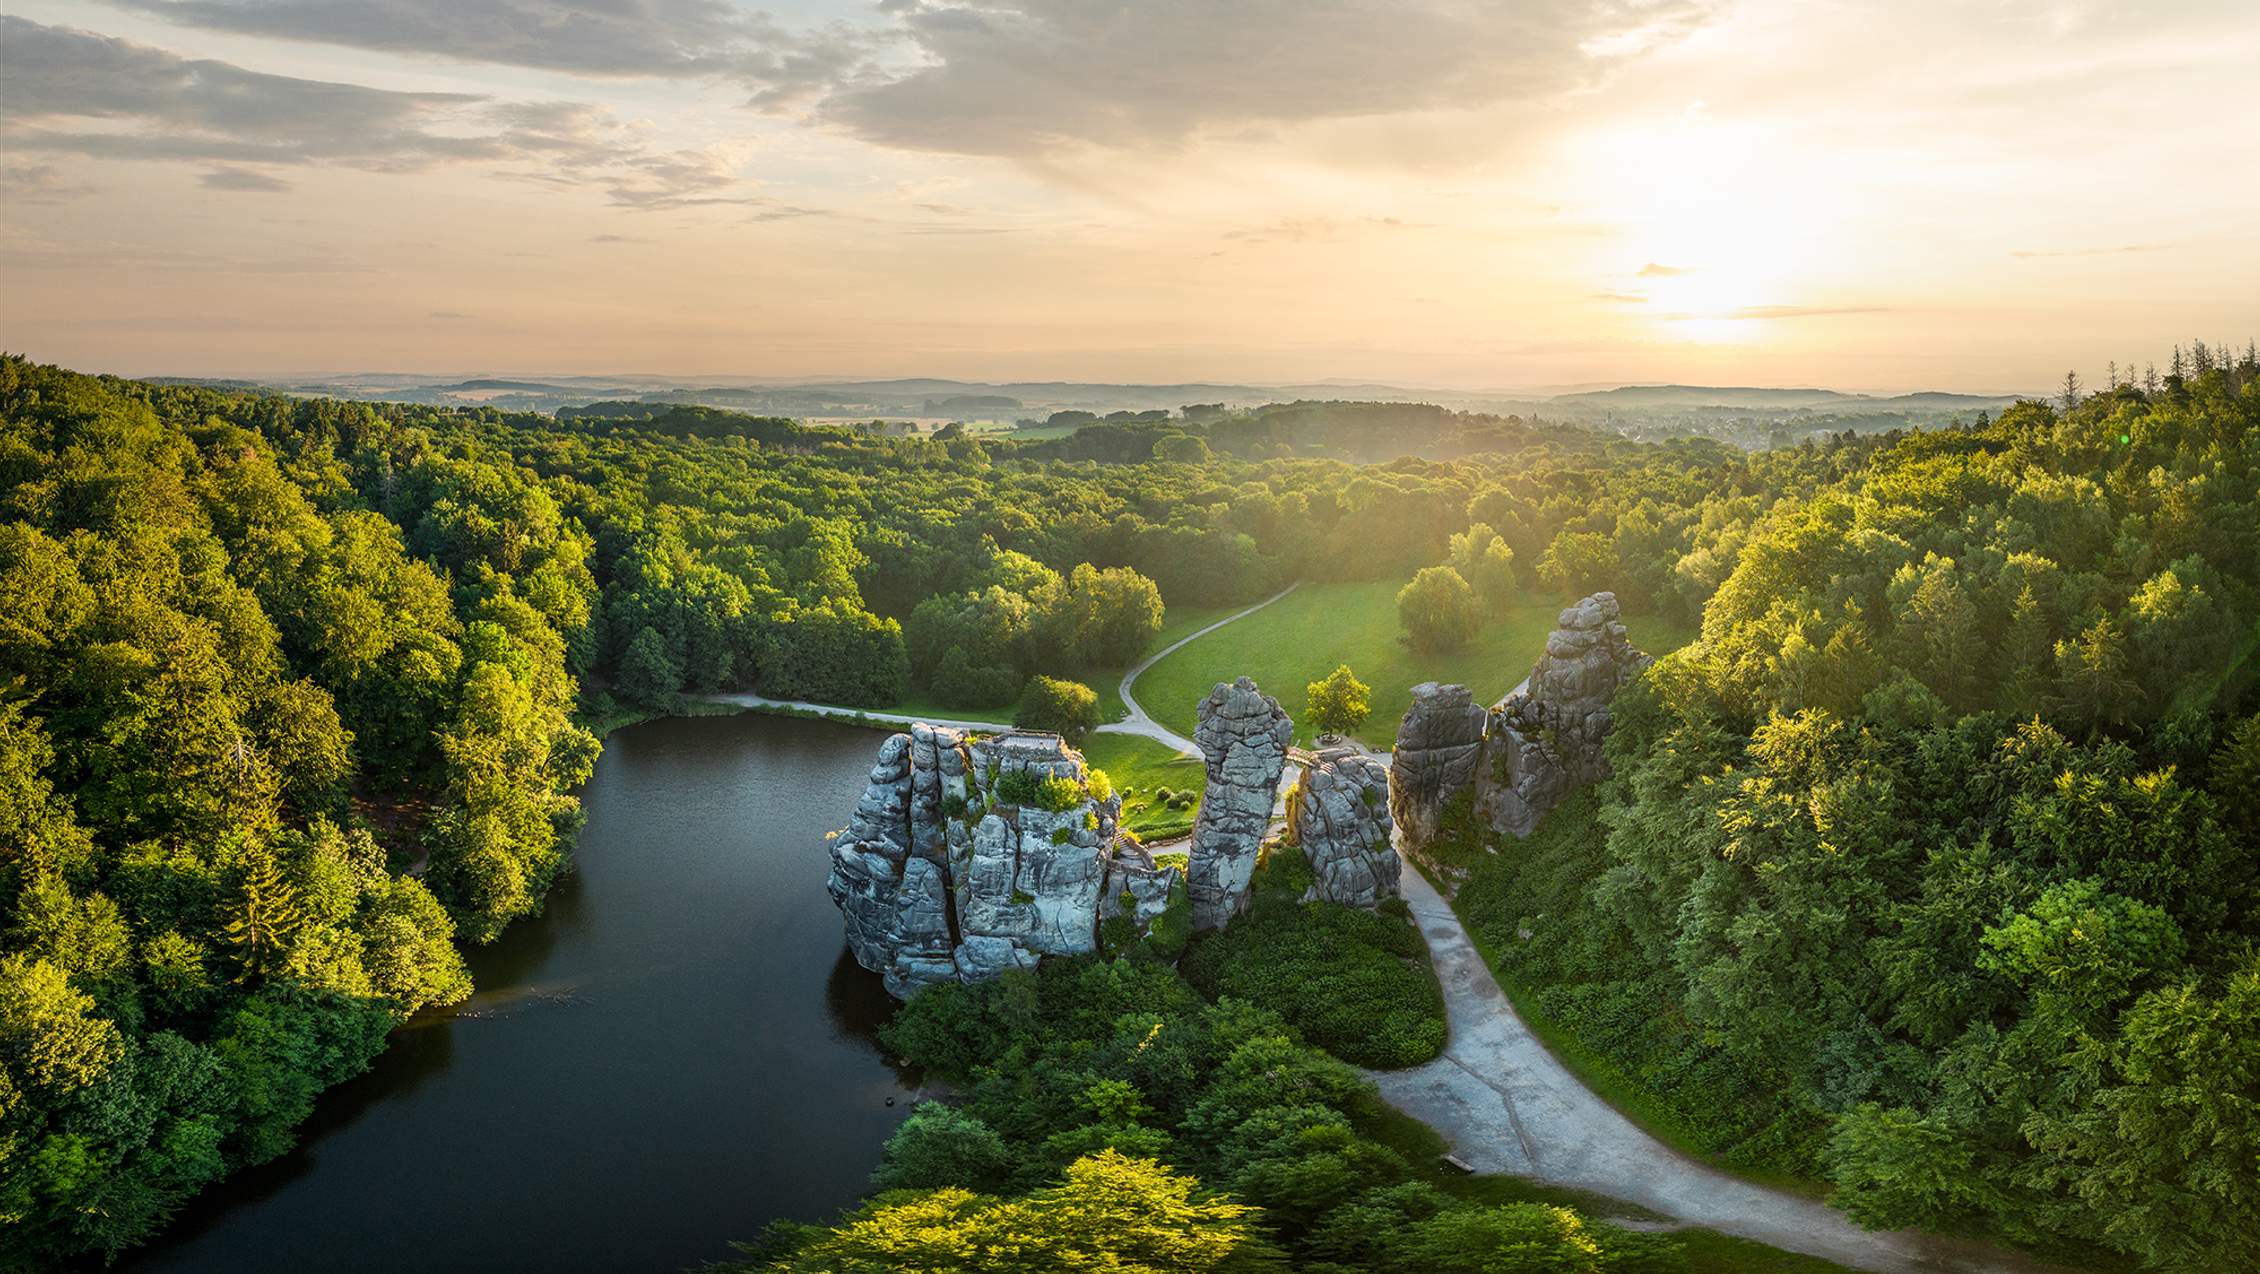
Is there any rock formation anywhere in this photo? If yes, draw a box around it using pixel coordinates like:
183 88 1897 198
1186 676 1294 930
1388 682 1489 852
827 723 1182 998
1286 746 1399 908
1391 592 1650 877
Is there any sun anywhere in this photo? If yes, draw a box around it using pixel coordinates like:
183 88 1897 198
1564 108 1841 339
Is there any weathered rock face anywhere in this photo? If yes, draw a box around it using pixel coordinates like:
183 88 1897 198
827 724 1181 998
1388 682 1489 851
1391 593 1650 875
1187 676 1295 930
1287 747 1399 908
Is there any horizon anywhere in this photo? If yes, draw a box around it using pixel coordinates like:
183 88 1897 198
5 1 2256 391
87 364 2062 401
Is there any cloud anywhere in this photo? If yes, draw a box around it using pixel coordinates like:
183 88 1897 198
1222 215 1420 245
98 0 1721 161
749 205 834 222
1655 304 1888 321
2009 243 2167 258
112 0 876 107
1591 290 1648 303
428 310 473 319
200 167 292 192
0 17 761 208
1727 305 1888 320
1224 217 1344 244
588 233 647 243
1637 262 1689 277
0 162 98 202
816 0 1720 157
116 0 772 75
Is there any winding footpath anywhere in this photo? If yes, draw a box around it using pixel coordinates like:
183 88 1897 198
737 591 2067 1271
1109 599 2062 1273
1375 864 2070 1274
1094 581 1302 754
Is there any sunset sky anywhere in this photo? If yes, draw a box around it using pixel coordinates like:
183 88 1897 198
3 0 2255 392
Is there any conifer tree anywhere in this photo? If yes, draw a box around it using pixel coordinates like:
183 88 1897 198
224 847 305 980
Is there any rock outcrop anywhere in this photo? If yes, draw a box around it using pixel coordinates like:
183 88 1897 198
1391 593 1650 876
1286 747 1399 908
827 724 1182 998
1187 677 1294 930
1388 682 1489 852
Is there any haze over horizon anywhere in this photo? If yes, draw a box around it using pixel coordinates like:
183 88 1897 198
4 0 2256 391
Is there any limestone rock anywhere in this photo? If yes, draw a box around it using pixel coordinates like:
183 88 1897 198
826 727 1181 999
1288 747 1399 908
1187 676 1294 930
1390 593 1650 874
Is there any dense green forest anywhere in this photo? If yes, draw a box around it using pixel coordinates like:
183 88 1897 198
6 347 2249 1268
725 861 1696 1273
0 355 1864 1264
1449 363 2260 1268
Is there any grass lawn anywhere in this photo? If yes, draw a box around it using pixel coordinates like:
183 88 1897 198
1079 731 1206 842
1134 580 1700 749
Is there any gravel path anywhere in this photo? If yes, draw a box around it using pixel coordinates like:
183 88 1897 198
729 600 2064 1271
701 691 1013 735
1372 863 2075 1274
1094 581 1302 755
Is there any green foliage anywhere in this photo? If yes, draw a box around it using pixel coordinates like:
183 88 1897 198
746 1150 1272 1273
0 358 564 1264
1014 675 1101 743
870 1102 1017 1194
1306 664 1373 738
1447 370 2260 1267
1180 885 1445 1069
841 958 1681 1273
761 598 908 708
1448 522 1520 614
991 770 1086 814
1538 529 1621 600
1397 565 1483 653
615 624 683 706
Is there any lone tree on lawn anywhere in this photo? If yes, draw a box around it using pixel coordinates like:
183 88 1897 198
1305 665 1371 740
1397 565 1482 653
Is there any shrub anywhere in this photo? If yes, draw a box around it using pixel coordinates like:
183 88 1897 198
1015 675 1101 743
992 771 1086 813
1180 889 1445 1069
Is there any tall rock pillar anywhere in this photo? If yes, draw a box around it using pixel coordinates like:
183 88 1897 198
1186 676 1293 930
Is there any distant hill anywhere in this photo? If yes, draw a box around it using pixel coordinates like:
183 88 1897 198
1552 384 2028 411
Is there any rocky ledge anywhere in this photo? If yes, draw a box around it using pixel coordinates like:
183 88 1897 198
1391 592 1650 878
827 723 1180 998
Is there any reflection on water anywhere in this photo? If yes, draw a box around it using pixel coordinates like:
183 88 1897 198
127 713 916 1274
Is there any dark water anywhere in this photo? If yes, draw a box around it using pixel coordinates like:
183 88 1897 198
129 713 918 1274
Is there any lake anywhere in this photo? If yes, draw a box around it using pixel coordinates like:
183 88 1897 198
129 712 917 1273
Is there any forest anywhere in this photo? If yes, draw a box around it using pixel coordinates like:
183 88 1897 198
1446 363 2260 1268
1 347 2253 1269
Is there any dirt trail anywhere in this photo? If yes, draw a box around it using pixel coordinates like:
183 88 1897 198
1372 863 2076 1274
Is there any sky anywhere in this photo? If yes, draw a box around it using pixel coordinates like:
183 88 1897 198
2 0 2255 393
